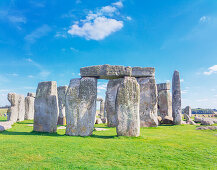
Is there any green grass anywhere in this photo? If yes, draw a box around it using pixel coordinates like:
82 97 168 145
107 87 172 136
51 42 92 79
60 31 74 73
0 119 217 169
0 108 8 121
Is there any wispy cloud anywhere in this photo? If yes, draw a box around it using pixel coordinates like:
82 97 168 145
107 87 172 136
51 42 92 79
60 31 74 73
199 16 210 23
68 1 124 40
204 65 217 75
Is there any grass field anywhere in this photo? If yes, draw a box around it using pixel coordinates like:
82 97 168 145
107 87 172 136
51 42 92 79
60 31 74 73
0 108 8 121
0 119 217 169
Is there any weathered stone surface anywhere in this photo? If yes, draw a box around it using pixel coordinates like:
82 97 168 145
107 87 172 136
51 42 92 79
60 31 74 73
104 79 123 127
184 106 192 119
0 121 14 132
95 118 103 124
184 114 196 125
157 83 172 119
66 77 97 136
201 120 214 125
25 95 35 120
132 67 155 77
172 70 182 125
196 126 217 130
97 98 105 118
137 77 158 127
57 86 68 125
34 81 59 133
80 64 132 79
17 95 25 122
27 92 36 98
161 116 173 124
116 77 140 137
194 117 204 123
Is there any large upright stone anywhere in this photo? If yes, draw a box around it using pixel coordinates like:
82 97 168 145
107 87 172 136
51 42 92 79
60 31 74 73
172 70 182 125
157 83 172 119
132 67 155 77
7 93 19 123
34 81 59 133
17 95 25 121
137 77 158 127
80 65 131 79
184 106 192 119
66 77 97 136
104 79 123 127
25 93 35 120
97 98 104 117
116 77 140 137
57 86 68 125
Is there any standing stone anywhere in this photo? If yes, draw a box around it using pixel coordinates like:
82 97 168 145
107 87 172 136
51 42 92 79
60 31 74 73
104 79 123 127
34 81 59 133
137 77 158 127
66 77 97 136
157 83 172 119
184 106 192 119
17 95 25 122
7 93 19 123
25 93 35 120
116 77 140 137
172 70 182 125
99 100 104 117
57 86 68 125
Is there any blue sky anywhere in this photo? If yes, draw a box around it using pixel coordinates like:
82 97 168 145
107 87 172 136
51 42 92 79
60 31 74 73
0 0 217 108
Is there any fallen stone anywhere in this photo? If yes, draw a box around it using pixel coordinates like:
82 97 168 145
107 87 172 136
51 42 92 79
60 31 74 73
95 118 103 124
57 86 68 125
172 70 182 125
137 77 158 127
161 116 173 124
196 126 217 130
34 81 59 133
80 64 132 79
116 77 140 137
66 77 97 136
105 79 123 127
132 67 155 77
0 121 14 132
181 120 187 124
194 117 204 123
201 120 214 126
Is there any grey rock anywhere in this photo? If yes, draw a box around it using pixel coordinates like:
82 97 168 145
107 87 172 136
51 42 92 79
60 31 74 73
17 95 25 122
27 92 36 98
172 70 182 125
157 83 172 119
116 77 140 137
184 106 192 119
132 67 155 77
194 117 204 123
0 121 14 132
80 64 132 79
137 77 158 127
66 77 97 136
25 96 35 120
97 98 105 118
105 79 123 127
95 118 103 124
201 120 214 125
34 81 59 133
7 93 19 123
57 86 68 125
196 126 217 130
161 116 173 124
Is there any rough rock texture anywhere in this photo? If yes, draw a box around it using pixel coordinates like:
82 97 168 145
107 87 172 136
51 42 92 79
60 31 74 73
0 121 14 132
97 98 105 117
184 114 196 125
25 95 35 120
157 83 172 119
66 77 97 136
184 106 192 119
116 77 140 137
80 64 132 79
196 126 217 130
137 77 158 127
7 93 25 122
161 116 173 124
105 79 123 127
132 67 155 77
194 117 204 123
57 86 68 125
27 92 36 98
201 120 214 125
34 81 59 133
95 118 103 124
172 70 182 125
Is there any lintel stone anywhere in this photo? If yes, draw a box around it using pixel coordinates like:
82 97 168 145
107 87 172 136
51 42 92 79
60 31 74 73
132 67 155 77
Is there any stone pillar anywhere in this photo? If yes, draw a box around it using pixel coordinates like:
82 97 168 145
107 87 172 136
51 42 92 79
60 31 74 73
157 83 172 119
66 77 97 136
7 93 19 123
17 95 25 122
104 79 123 127
100 100 104 117
116 77 140 137
184 106 192 119
25 93 35 120
137 77 158 127
34 81 59 133
57 86 68 125
172 70 182 125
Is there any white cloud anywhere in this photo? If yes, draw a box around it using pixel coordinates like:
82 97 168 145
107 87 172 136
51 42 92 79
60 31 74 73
68 2 124 40
7 73 19 77
70 47 79 52
199 16 209 23
204 65 217 75
25 25 51 43
55 32 67 38
126 16 132 21
27 75 34 78
112 1 123 8
8 16 26 23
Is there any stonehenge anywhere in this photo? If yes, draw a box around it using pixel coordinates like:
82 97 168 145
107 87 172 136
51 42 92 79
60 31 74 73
34 81 59 133
172 70 182 125
157 83 172 120
57 86 68 125
4 64 185 136
184 106 192 120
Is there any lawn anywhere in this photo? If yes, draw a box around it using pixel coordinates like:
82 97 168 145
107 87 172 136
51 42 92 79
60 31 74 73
0 108 8 121
0 119 217 169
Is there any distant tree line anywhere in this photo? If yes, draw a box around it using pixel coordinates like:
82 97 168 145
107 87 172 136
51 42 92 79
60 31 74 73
182 108 215 114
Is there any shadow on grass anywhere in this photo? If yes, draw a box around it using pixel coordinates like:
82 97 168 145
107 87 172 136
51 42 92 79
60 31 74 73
16 122 34 125
0 120 7 122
